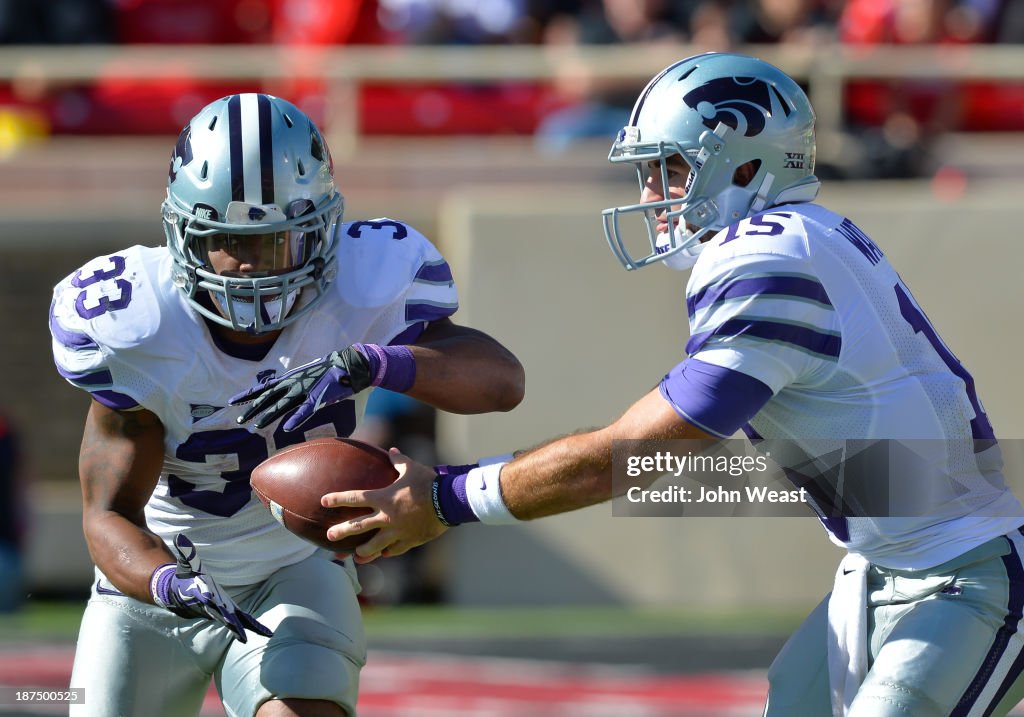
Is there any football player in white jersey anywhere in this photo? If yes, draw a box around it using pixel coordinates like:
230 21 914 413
316 54 1024 716
49 94 524 717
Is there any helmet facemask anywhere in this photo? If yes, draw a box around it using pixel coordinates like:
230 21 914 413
603 125 751 272
165 194 343 334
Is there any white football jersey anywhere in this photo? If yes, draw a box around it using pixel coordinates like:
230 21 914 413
686 203 1023 569
50 218 458 586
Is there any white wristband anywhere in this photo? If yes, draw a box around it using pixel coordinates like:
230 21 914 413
465 462 520 525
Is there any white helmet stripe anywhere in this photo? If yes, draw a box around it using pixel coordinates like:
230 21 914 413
226 93 275 206
239 93 268 206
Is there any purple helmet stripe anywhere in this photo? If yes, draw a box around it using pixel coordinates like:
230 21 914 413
227 94 244 202
257 94 275 205
629 57 697 126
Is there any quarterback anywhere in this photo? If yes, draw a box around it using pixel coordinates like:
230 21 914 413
318 54 1024 716
49 94 523 717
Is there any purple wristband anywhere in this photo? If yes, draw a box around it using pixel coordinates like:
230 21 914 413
354 343 417 393
431 472 480 526
150 563 176 608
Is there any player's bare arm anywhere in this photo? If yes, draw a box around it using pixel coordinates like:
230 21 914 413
499 388 715 520
232 316 523 431
324 387 714 561
403 317 524 414
78 400 172 601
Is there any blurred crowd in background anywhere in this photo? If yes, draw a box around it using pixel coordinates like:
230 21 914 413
2 0 1024 179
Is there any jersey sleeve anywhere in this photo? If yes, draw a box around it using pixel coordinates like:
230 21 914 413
684 231 842 394
337 218 459 346
659 358 774 438
49 249 163 410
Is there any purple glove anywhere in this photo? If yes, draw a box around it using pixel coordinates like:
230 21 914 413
230 343 416 431
150 534 273 643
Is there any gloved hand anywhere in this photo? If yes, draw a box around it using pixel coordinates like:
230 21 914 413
230 343 416 431
150 534 273 644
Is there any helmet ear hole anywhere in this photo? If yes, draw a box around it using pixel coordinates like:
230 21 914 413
733 159 762 187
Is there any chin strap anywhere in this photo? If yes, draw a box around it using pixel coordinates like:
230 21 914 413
748 172 776 214
773 177 822 206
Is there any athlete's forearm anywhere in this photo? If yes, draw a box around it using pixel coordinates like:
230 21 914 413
82 510 174 603
497 388 718 520
499 428 614 520
79 401 174 602
406 321 524 414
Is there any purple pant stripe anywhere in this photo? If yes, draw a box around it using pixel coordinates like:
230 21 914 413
950 530 1024 716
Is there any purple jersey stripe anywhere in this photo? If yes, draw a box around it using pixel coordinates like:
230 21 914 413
56 364 112 388
49 302 98 351
415 261 454 285
741 424 763 440
92 389 140 411
389 321 426 346
659 358 773 438
406 301 457 324
686 318 842 359
950 531 1024 716
687 275 833 318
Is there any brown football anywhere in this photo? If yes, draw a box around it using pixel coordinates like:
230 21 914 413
250 437 398 552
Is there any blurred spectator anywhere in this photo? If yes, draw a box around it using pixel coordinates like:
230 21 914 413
378 0 531 44
535 0 689 152
837 0 992 178
733 0 839 45
0 0 114 43
1 0 389 135
0 413 26 613
686 0 736 50
112 0 269 44
993 0 1024 42
270 0 389 45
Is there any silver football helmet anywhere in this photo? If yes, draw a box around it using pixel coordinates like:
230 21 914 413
163 93 344 333
602 53 820 271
